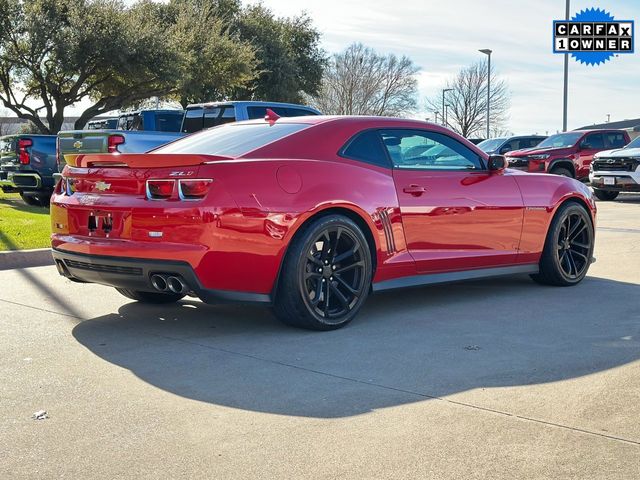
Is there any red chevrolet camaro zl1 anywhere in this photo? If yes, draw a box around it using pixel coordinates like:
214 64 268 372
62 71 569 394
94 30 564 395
51 115 596 330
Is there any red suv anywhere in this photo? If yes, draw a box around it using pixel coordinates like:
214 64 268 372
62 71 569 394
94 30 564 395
505 129 630 179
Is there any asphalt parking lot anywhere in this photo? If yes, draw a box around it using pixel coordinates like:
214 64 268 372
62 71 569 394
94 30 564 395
1 195 639 479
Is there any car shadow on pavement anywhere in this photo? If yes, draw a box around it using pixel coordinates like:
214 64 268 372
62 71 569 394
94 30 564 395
72 275 640 418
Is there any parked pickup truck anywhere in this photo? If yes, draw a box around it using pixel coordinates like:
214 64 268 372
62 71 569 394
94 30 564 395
57 102 320 170
0 134 57 206
57 109 185 171
504 129 630 180
589 135 640 200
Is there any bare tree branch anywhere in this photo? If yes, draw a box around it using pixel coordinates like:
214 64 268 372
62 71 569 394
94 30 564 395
427 60 510 138
306 43 419 117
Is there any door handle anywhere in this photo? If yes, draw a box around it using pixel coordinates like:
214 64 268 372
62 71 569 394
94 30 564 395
403 185 427 196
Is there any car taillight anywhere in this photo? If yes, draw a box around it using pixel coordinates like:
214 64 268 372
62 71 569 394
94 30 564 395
107 134 125 153
18 138 32 164
178 179 213 200
146 179 175 200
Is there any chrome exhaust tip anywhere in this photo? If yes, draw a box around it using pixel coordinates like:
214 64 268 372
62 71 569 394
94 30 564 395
150 274 168 292
166 276 188 294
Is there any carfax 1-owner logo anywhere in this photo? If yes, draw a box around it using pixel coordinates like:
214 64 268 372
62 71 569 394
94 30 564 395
553 7 634 65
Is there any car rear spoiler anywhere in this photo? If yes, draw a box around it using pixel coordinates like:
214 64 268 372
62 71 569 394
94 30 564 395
67 153 233 168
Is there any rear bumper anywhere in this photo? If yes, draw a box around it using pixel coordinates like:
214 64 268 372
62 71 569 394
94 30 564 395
0 170 50 191
52 248 271 305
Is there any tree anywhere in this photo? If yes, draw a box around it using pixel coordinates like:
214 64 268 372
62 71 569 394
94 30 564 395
0 0 179 133
427 60 510 138
233 5 326 103
166 0 257 107
307 43 419 116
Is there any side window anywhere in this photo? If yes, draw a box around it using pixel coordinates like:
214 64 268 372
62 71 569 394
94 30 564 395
182 108 204 133
605 132 626 148
203 107 221 129
380 129 483 170
155 113 182 132
247 106 267 120
286 108 318 117
219 106 236 125
340 130 390 168
500 141 514 154
583 133 604 149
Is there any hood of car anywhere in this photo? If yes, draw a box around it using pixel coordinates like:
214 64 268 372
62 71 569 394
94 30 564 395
595 147 640 159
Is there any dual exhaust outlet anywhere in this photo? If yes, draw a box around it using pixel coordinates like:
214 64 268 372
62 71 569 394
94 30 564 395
150 273 190 295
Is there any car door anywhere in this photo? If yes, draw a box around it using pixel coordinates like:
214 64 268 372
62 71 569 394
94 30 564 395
577 132 605 173
382 129 525 274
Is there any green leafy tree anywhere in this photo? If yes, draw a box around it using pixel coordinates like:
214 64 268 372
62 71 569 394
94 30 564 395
167 0 257 107
233 5 326 103
0 0 178 133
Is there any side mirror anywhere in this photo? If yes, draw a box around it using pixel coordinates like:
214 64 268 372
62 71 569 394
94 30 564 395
580 142 592 150
499 145 512 154
488 155 507 172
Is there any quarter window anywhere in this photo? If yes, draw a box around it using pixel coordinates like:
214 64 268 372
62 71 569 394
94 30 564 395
379 129 483 170
341 130 390 168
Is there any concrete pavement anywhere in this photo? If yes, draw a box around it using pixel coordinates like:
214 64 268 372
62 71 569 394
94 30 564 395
1 195 639 479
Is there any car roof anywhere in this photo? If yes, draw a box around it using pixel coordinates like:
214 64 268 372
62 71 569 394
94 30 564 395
120 109 183 115
568 129 627 134
186 100 319 110
236 115 447 128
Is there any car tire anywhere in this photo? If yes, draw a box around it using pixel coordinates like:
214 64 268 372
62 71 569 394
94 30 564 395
549 167 573 178
530 201 594 287
592 189 619 201
273 214 373 331
115 288 185 304
20 192 50 207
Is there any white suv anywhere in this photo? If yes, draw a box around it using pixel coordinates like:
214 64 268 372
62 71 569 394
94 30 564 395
589 135 640 200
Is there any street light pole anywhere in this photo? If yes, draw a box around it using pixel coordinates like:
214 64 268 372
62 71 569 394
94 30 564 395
562 0 570 132
442 88 452 127
479 49 492 138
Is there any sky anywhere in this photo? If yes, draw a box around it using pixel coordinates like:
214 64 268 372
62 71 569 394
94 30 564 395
246 0 639 135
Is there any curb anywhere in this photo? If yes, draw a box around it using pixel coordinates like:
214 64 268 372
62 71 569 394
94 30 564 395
0 248 54 271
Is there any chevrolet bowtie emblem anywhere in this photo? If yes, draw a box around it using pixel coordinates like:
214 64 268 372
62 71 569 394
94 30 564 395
73 140 83 149
95 181 111 191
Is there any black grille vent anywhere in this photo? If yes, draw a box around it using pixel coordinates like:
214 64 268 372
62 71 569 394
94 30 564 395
64 259 142 276
379 209 396 253
593 158 640 172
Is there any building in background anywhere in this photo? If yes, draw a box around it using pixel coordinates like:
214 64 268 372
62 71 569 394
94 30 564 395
576 118 640 140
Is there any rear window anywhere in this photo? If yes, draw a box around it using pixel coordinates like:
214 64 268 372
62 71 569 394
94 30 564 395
118 114 142 131
0 138 16 153
154 122 310 157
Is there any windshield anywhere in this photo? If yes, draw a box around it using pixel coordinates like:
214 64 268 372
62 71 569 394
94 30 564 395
536 132 582 149
625 136 640 149
476 138 505 152
154 122 310 157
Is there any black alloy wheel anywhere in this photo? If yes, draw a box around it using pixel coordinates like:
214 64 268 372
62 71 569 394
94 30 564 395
302 225 367 323
555 211 591 279
274 215 372 330
531 202 594 286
